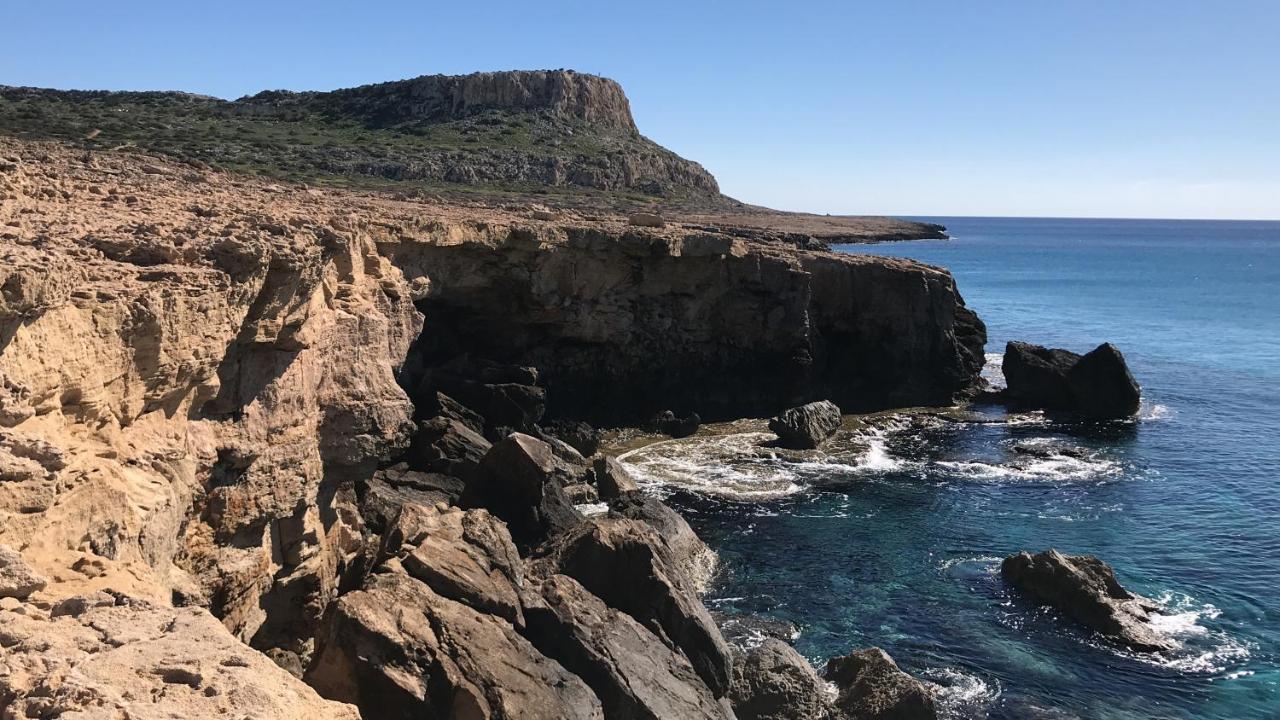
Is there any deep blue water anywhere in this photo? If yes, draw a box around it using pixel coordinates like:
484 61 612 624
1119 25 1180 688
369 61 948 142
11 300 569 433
621 218 1280 719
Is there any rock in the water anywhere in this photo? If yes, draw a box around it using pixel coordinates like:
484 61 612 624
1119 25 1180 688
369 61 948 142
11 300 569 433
729 638 831 720
0 544 46 599
1002 341 1080 410
1001 549 1175 652
648 410 701 438
524 573 731 720
460 433 583 550
824 647 937 720
593 454 640 500
608 492 718 592
356 463 465 532
768 400 842 449
1067 343 1141 419
534 517 733 696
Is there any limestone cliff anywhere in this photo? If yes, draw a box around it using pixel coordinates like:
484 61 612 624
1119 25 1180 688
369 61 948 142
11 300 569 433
0 138 979 718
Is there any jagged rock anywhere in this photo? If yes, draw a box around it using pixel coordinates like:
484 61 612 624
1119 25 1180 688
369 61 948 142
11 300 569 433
729 638 831 720
1001 549 1175 652
1002 341 1080 410
564 482 600 504
824 648 937 720
404 416 492 479
460 433 583 550
534 517 733 696
542 419 603 457
648 410 701 438
524 573 731 720
417 390 485 434
629 212 666 228
534 426 592 466
0 544 46 599
307 570 603 720
768 400 842 449
356 463 465 532
1067 343 1141 419
608 492 717 592
593 454 639 500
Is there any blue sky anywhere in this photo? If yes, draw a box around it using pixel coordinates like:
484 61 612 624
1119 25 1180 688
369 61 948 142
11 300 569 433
4 1 1277 219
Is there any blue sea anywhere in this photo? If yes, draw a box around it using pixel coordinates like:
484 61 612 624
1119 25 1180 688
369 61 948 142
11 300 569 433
620 218 1280 719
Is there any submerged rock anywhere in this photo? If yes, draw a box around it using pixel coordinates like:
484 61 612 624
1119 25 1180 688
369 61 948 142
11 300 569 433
768 400 842 449
1002 341 1140 419
824 648 937 720
729 639 830 720
1001 549 1175 652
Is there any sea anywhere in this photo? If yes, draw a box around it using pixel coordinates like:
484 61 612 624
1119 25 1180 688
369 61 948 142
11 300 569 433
618 217 1280 719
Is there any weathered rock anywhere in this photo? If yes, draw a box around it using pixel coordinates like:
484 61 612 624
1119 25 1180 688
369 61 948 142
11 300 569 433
308 570 602 720
542 419 603 457
460 433 583 549
824 648 937 720
1067 343 1141 419
729 638 831 720
629 212 667 228
0 544 46 599
714 612 801 649
535 518 733 696
524 573 731 720
1002 341 1080 410
592 454 640 500
608 492 718 592
429 366 547 433
768 400 842 449
404 415 492 479
648 410 701 438
564 482 600 505
1001 549 1174 652
417 390 485 434
356 463 465 532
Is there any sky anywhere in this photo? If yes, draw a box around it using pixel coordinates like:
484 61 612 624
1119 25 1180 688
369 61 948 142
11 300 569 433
3 1 1278 219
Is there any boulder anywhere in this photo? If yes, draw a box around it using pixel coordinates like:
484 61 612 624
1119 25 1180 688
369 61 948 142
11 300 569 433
648 410 701 438
417 390 485 434
534 518 733 697
430 366 546 432
729 638 830 720
592 454 639 500
629 212 666 228
542 419 603 457
0 544 46 599
460 433 583 550
824 648 937 720
524 573 731 720
1002 341 1080 410
608 492 718 592
356 463 465 532
307 571 602 720
768 400 842 449
1067 343 1141 419
1001 549 1174 652
403 416 492 480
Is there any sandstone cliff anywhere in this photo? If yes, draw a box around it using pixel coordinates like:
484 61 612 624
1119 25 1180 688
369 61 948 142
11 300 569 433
0 138 979 718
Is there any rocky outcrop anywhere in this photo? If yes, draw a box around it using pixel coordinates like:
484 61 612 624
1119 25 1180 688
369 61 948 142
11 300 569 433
593 454 640 500
0 544 46 599
1001 549 1175 652
769 400 842 449
607 492 718 592
1002 341 1140 419
729 639 831 720
824 648 937 720
460 433 584 550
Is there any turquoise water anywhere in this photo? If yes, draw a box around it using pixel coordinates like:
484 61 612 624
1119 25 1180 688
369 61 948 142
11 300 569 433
622 218 1280 719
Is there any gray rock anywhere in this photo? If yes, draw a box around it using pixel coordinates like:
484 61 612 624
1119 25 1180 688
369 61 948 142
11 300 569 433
460 433 583 550
824 648 937 720
730 639 831 720
1001 549 1174 652
768 400 842 449
0 545 46 599
356 463 465 532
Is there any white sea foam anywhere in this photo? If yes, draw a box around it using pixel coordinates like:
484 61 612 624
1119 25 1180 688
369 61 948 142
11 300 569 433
1127 591 1254 674
1139 402 1174 421
980 352 1006 390
575 502 609 517
921 666 1001 718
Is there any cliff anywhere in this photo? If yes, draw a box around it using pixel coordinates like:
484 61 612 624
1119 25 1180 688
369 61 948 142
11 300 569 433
0 138 980 718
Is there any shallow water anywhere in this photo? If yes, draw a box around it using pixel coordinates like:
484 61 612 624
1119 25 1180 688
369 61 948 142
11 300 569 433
621 218 1280 719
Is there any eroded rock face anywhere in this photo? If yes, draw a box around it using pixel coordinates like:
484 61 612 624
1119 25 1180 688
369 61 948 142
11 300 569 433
824 648 937 720
729 639 831 720
1001 549 1175 652
768 400 842 449
0 544 47 599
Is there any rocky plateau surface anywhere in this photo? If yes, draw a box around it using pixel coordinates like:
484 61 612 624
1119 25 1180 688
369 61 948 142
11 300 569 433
0 137 977 718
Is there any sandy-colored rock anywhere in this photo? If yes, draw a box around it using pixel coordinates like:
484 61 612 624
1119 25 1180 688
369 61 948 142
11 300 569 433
0 544 47 599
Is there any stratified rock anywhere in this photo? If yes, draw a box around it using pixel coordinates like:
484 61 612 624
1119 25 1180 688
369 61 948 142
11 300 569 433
524 573 731 720
768 400 842 449
824 648 937 720
404 416 492 480
0 544 46 599
1001 549 1174 652
535 518 733 696
608 492 717 592
592 454 639 500
648 410 701 438
356 463 465 532
307 571 602 720
1002 341 1080 410
460 433 583 550
729 638 831 720
1067 343 1141 419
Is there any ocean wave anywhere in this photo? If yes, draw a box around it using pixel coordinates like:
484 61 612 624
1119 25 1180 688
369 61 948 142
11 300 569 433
934 438 1120 483
1139 402 1174 421
920 666 1001 718
1128 591 1254 675
981 352 1006 390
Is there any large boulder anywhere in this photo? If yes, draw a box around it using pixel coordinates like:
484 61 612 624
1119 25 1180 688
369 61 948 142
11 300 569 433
608 492 718 592
1001 549 1174 652
647 410 701 438
356 463 465 532
524 573 731 720
542 419 603 457
429 364 546 433
460 433 583 550
593 454 640 500
1067 343 1141 419
729 638 831 720
824 648 937 720
1002 341 1080 410
403 416 492 480
768 400 842 449
534 517 733 697
0 544 46 599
